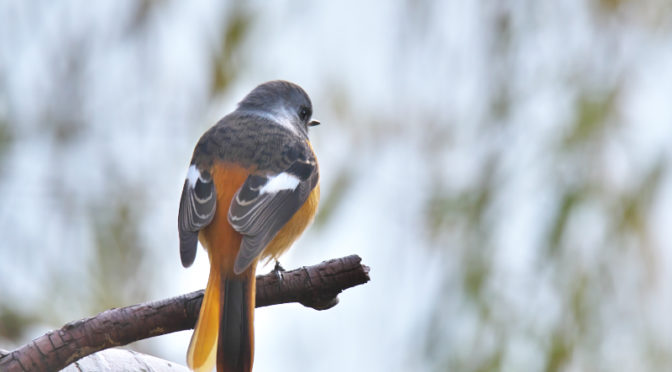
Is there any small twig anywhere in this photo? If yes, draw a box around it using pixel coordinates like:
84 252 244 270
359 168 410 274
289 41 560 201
0 255 370 372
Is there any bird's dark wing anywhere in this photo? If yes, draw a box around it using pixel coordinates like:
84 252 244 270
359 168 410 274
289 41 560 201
228 156 318 274
177 166 217 267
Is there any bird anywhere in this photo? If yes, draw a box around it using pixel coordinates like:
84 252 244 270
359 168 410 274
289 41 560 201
177 80 321 372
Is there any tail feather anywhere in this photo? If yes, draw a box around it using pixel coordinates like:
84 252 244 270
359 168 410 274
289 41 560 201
187 267 221 372
217 263 257 372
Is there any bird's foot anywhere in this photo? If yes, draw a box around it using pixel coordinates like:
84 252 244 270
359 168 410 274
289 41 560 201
272 260 286 281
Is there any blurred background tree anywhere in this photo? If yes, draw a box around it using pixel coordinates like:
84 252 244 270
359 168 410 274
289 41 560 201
1 1 671 371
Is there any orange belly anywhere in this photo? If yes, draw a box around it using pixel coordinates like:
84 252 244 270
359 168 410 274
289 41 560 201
198 162 248 276
261 183 320 262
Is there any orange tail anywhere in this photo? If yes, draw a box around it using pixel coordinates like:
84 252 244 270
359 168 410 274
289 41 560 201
187 261 257 372
217 262 257 372
187 264 221 372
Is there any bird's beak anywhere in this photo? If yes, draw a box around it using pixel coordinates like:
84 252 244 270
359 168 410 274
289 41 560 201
308 119 321 127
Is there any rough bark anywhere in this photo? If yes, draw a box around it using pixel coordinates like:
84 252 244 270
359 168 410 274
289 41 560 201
0 255 370 372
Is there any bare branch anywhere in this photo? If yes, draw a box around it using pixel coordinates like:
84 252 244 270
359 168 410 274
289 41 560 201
0 255 370 372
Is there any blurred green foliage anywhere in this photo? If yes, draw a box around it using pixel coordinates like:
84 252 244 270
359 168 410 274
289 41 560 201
313 168 352 229
419 2 671 371
211 5 251 96
563 90 618 148
0 119 11 166
89 198 148 312
0 305 36 342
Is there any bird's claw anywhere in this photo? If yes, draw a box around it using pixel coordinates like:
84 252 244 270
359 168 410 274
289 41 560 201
272 261 286 280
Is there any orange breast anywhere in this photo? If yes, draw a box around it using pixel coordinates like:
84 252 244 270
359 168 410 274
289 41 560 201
261 183 320 262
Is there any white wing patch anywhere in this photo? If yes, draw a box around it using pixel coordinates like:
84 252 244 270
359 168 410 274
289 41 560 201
260 172 300 194
186 164 200 187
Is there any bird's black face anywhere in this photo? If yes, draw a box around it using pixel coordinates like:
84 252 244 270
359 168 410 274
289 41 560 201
296 102 320 130
298 105 311 122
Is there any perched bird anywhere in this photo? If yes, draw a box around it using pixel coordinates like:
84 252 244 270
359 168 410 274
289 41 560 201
178 81 321 372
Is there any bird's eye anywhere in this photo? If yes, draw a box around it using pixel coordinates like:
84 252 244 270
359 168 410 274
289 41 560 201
299 107 311 121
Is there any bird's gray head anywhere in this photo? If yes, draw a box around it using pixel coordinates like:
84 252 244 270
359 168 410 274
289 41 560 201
237 80 320 137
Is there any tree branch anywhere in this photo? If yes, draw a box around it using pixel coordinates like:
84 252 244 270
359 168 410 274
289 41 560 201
0 255 370 372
